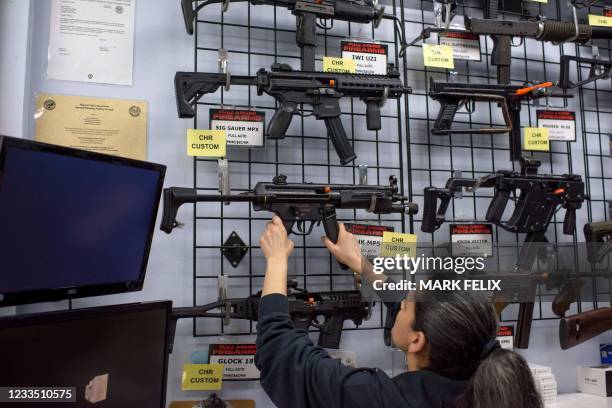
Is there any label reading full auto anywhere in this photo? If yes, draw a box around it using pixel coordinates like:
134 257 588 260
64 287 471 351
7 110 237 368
209 109 265 147
450 223 493 257
439 31 481 61
536 110 576 142
340 41 388 75
208 343 260 381
344 223 394 259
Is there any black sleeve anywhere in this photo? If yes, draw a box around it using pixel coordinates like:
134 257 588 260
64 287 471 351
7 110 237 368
254 294 388 408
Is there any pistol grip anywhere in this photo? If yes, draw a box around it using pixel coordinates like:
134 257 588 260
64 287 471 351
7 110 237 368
486 190 510 225
322 206 348 270
317 315 344 349
324 117 357 165
268 102 297 139
563 209 576 235
365 100 382 131
431 100 459 135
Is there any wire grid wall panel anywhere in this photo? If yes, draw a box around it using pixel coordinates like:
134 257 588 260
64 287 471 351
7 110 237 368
189 0 409 338
402 0 611 323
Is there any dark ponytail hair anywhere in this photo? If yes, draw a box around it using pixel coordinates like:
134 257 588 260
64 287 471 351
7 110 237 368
412 289 543 408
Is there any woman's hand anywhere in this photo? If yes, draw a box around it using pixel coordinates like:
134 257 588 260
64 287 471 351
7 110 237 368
321 223 364 274
260 216 295 263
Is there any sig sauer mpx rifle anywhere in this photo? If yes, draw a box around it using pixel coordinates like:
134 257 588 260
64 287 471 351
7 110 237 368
175 64 411 165
161 174 417 267
180 0 407 70
168 282 373 351
428 78 570 161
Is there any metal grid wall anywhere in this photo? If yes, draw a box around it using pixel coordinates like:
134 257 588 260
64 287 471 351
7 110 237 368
189 0 409 338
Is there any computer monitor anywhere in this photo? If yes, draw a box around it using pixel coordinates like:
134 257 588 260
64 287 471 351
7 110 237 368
0 136 166 306
0 301 171 407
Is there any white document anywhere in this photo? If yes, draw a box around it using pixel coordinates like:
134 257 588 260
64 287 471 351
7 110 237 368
47 0 135 85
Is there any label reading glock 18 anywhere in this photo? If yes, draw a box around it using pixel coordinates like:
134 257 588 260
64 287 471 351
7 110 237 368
208 343 260 381
210 109 265 147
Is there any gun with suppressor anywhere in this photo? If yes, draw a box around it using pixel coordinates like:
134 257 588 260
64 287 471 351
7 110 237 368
560 307 612 349
168 283 373 352
175 63 411 165
161 174 417 268
585 221 612 264
180 0 407 70
428 78 571 162
465 16 612 84
560 55 612 89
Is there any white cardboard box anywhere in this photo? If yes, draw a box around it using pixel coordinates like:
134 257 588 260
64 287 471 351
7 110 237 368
577 365 612 397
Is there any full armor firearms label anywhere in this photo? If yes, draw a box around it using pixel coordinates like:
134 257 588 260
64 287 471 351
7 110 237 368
340 41 388 75
450 223 493 257
208 344 260 381
438 31 481 62
497 326 514 351
536 110 576 142
209 109 265 147
344 223 395 259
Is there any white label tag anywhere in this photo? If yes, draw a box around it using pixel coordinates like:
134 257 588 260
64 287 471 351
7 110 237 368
208 344 260 380
340 41 388 75
497 326 514 351
439 31 481 61
344 223 394 259
450 224 493 257
536 110 576 142
210 109 265 147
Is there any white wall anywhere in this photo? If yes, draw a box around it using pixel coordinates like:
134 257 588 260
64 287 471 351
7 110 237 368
1 0 611 406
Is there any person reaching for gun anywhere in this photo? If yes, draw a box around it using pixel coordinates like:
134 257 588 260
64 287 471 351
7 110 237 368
255 216 543 408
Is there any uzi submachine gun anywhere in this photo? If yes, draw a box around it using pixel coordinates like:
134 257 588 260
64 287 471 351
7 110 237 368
428 78 570 162
180 0 407 70
585 220 612 264
168 282 373 351
464 16 612 84
175 63 411 165
161 174 417 267
422 159 587 348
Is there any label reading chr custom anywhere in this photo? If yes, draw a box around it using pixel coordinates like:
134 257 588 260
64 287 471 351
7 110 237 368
536 110 576 142
210 109 265 147
340 41 388 75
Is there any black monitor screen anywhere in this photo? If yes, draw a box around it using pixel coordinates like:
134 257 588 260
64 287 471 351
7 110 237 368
0 301 171 408
0 137 165 305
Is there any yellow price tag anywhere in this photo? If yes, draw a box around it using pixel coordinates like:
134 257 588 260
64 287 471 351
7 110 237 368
181 364 224 391
422 44 454 69
589 14 612 27
381 232 418 258
523 128 550 151
187 129 226 157
322 57 356 73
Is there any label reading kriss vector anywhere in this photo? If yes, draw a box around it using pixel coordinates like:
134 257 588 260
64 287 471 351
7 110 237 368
210 109 265 147
340 41 388 75
439 31 481 61
536 110 576 142
344 223 395 259
450 223 493 257
208 344 259 381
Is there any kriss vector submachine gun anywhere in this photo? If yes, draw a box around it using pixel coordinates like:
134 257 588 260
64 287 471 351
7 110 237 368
428 78 571 162
584 220 612 264
464 16 612 85
168 282 373 351
161 175 417 267
422 159 587 348
175 63 411 165
180 0 407 70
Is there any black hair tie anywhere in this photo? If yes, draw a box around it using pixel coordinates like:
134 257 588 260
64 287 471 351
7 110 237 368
479 339 501 361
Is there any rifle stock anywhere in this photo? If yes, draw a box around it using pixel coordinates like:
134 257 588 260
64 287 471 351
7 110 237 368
560 308 612 350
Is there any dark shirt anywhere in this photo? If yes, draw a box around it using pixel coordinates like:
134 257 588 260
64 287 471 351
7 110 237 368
255 294 468 408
